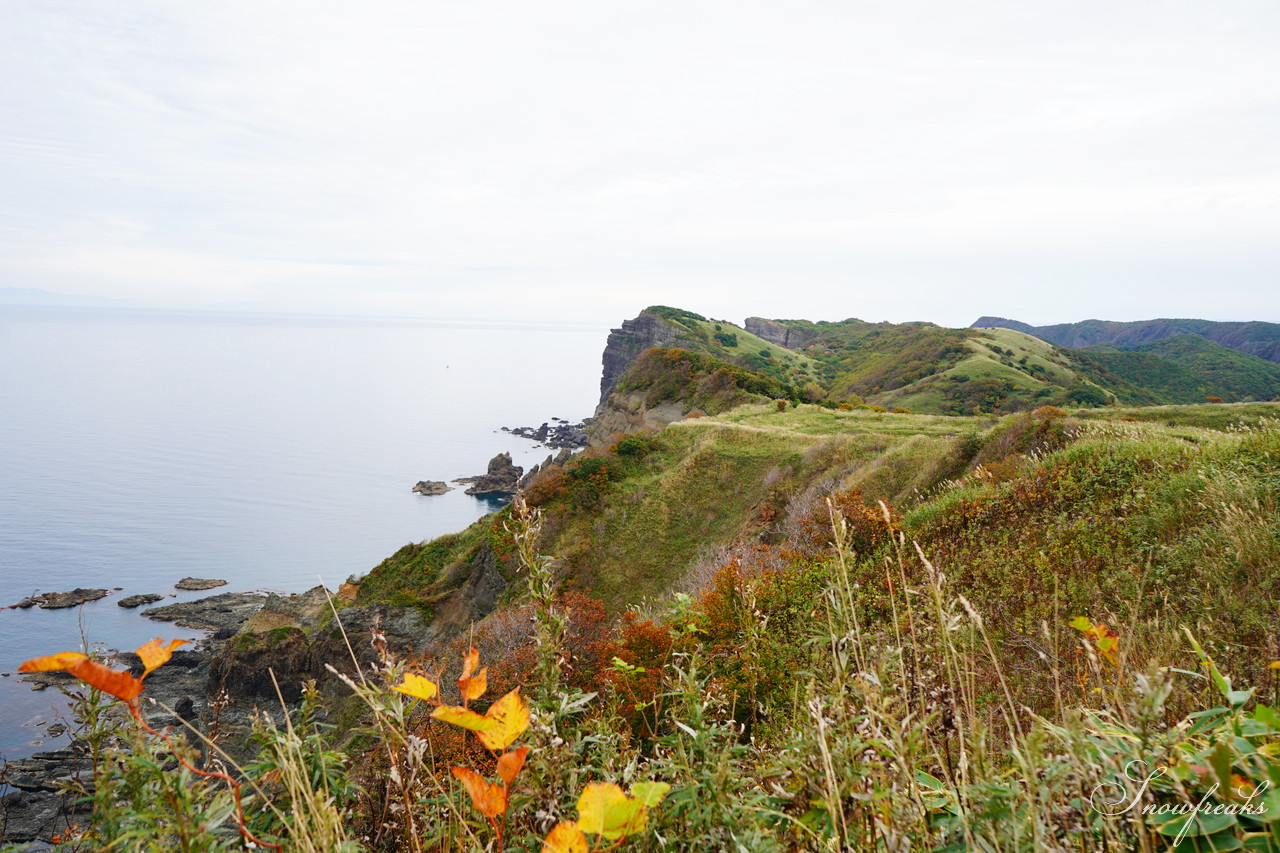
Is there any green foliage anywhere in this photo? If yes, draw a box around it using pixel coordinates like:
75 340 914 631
355 525 486 608
615 347 798 411
1071 334 1280 404
712 331 738 347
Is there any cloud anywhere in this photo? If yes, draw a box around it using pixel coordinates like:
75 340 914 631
1 0 1277 324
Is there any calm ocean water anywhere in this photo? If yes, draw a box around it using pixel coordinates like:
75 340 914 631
0 305 607 760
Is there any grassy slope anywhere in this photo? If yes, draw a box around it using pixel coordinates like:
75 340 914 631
641 306 821 387
746 313 1280 412
359 399 1280 622
1072 334 1280 404
536 404 978 610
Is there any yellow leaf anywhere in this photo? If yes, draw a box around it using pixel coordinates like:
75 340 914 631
18 652 89 673
576 782 647 840
496 746 529 787
431 704 499 732
135 638 188 679
476 687 530 751
542 821 588 853
392 673 439 702
630 780 671 807
451 766 507 818
1269 661 1280 670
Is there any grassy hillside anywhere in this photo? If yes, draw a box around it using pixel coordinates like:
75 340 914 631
1071 334 1280 404
620 308 1280 416
42 397 1280 851
641 306 822 387
333 399 1280 851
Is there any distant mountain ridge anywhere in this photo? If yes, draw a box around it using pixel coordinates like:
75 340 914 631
972 316 1280 365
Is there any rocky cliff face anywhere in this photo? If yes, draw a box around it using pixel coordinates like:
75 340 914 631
744 317 819 350
586 391 689 445
598 311 683 405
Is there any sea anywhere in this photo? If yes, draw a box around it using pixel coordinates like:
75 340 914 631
0 305 608 763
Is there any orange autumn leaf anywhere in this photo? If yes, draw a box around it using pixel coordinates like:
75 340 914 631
431 704 500 732
135 638 188 679
67 659 143 703
458 646 487 703
542 821 588 853
1069 616 1121 667
460 647 480 681
451 766 507 818
496 746 530 786
392 672 439 702
18 652 89 673
459 668 488 703
476 687 530 751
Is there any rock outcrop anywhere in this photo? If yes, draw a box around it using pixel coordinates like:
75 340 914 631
174 577 227 591
502 420 588 448
11 589 109 609
586 392 688 445
143 592 268 633
118 593 165 608
0 747 93 844
411 480 451 496
456 452 523 496
744 317 819 350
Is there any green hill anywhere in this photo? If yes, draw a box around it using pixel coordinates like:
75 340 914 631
596 308 1280 418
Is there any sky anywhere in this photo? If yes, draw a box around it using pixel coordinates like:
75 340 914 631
1 1 1278 328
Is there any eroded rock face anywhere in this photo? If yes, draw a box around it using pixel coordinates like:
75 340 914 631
744 317 819 350
586 391 687 446
599 312 682 406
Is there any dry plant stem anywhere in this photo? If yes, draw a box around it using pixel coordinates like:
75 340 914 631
320 586 481 852
126 699 283 852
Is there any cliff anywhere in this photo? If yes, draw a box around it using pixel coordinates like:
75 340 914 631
743 317 821 349
597 311 685 405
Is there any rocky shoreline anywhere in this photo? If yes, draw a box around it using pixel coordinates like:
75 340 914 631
500 418 588 449
0 575 476 845
2 591 264 844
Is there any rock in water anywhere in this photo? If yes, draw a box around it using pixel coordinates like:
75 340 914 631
411 480 451 496
118 593 165 608
462 452 523 496
174 577 228 591
11 588 109 609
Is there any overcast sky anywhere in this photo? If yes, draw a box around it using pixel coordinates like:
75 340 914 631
2 1 1277 327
